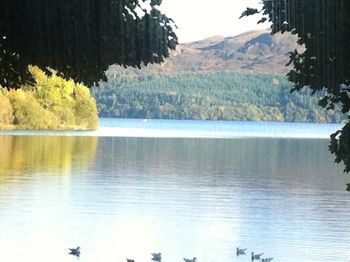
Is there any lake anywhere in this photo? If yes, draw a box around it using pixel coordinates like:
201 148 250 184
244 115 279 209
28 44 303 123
0 119 349 262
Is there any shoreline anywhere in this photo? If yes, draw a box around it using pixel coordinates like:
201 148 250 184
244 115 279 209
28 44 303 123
0 118 342 139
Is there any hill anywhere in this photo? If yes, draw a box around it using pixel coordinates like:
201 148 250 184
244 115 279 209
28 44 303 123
93 30 345 123
107 29 300 75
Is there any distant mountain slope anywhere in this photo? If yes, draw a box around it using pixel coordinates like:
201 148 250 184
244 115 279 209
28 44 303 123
108 29 300 75
93 30 347 123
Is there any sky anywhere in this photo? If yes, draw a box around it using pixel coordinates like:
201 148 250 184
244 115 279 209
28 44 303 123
160 0 269 43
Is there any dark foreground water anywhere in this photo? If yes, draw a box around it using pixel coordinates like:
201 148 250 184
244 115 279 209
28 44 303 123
0 132 349 262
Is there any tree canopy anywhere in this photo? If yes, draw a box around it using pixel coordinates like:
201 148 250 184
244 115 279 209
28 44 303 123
0 66 99 130
0 0 177 88
92 68 344 123
242 0 350 172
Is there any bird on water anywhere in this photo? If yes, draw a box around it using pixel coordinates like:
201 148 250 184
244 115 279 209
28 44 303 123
151 252 162 262
251 252 264 260
236 247 247 256
68 246 81 258
262 258 274 262
184 257 197 262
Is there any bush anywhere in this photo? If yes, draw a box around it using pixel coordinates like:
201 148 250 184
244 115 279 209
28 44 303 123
0 66 99 130
7 89 59 129
74 83 99 129
0 90 14 126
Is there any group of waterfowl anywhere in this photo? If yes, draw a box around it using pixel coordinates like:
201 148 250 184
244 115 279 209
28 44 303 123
126 253 163 262
68 246 271 261
126 253 196 262
127 255 196 262
68 248 195 262
236 247 273 262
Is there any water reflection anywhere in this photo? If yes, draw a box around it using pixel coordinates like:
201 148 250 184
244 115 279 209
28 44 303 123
0 135 98 176
96 138 345 191
0 136 349 262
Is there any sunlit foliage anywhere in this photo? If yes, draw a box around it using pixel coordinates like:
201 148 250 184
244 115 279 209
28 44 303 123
7 89 60 129
74 83 99 129
0 66 98 130
0 90 14 128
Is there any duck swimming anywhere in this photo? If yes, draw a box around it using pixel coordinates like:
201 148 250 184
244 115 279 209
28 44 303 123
236 247 247 256
151 252 162 262
262 258 273 262
251 252 264 260
184 257 197 262
68 246 80 258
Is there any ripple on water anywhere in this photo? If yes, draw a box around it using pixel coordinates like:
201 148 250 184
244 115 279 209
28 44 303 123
0 135 349 262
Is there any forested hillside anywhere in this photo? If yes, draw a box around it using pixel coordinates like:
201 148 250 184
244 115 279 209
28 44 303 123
92 30 345 123
92 69 345 123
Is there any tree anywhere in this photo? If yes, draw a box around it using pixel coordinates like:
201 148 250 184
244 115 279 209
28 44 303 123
1 66 99 130
241 0 350 172
0 0 177 88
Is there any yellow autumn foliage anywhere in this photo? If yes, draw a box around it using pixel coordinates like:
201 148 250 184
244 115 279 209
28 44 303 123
0 89 14 128
74 83 99 129
0 66 99 130
7 89 60 129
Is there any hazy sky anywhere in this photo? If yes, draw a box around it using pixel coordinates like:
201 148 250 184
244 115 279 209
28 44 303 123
160 0 269 43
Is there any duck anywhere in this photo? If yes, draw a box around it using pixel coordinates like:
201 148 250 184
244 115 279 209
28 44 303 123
262 258 273 262
126 259 135 262
251 252 264 260
184 257 197 262
151 252 162 262
68 246 81 257
236 247 247 256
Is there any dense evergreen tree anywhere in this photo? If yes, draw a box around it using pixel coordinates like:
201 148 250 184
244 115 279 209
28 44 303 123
92 69 346 123
241 0 350 172
0 0 177 88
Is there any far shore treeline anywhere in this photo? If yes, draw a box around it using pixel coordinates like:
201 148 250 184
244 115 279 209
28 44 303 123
92 68 346 123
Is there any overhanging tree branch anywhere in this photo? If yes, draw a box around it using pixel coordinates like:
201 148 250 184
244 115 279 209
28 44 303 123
0 0 178 88
241 0 350 173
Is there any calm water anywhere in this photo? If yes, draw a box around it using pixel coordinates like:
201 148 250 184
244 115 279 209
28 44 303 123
0 120 349 262
0 118 343 138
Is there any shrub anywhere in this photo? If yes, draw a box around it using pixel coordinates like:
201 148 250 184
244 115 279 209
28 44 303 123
28 65 98 130
74 83 99 130
0 90 14 126
7 89 59 129
0 65 99 130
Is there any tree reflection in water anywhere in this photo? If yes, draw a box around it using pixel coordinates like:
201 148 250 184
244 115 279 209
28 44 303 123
0 135 98 177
